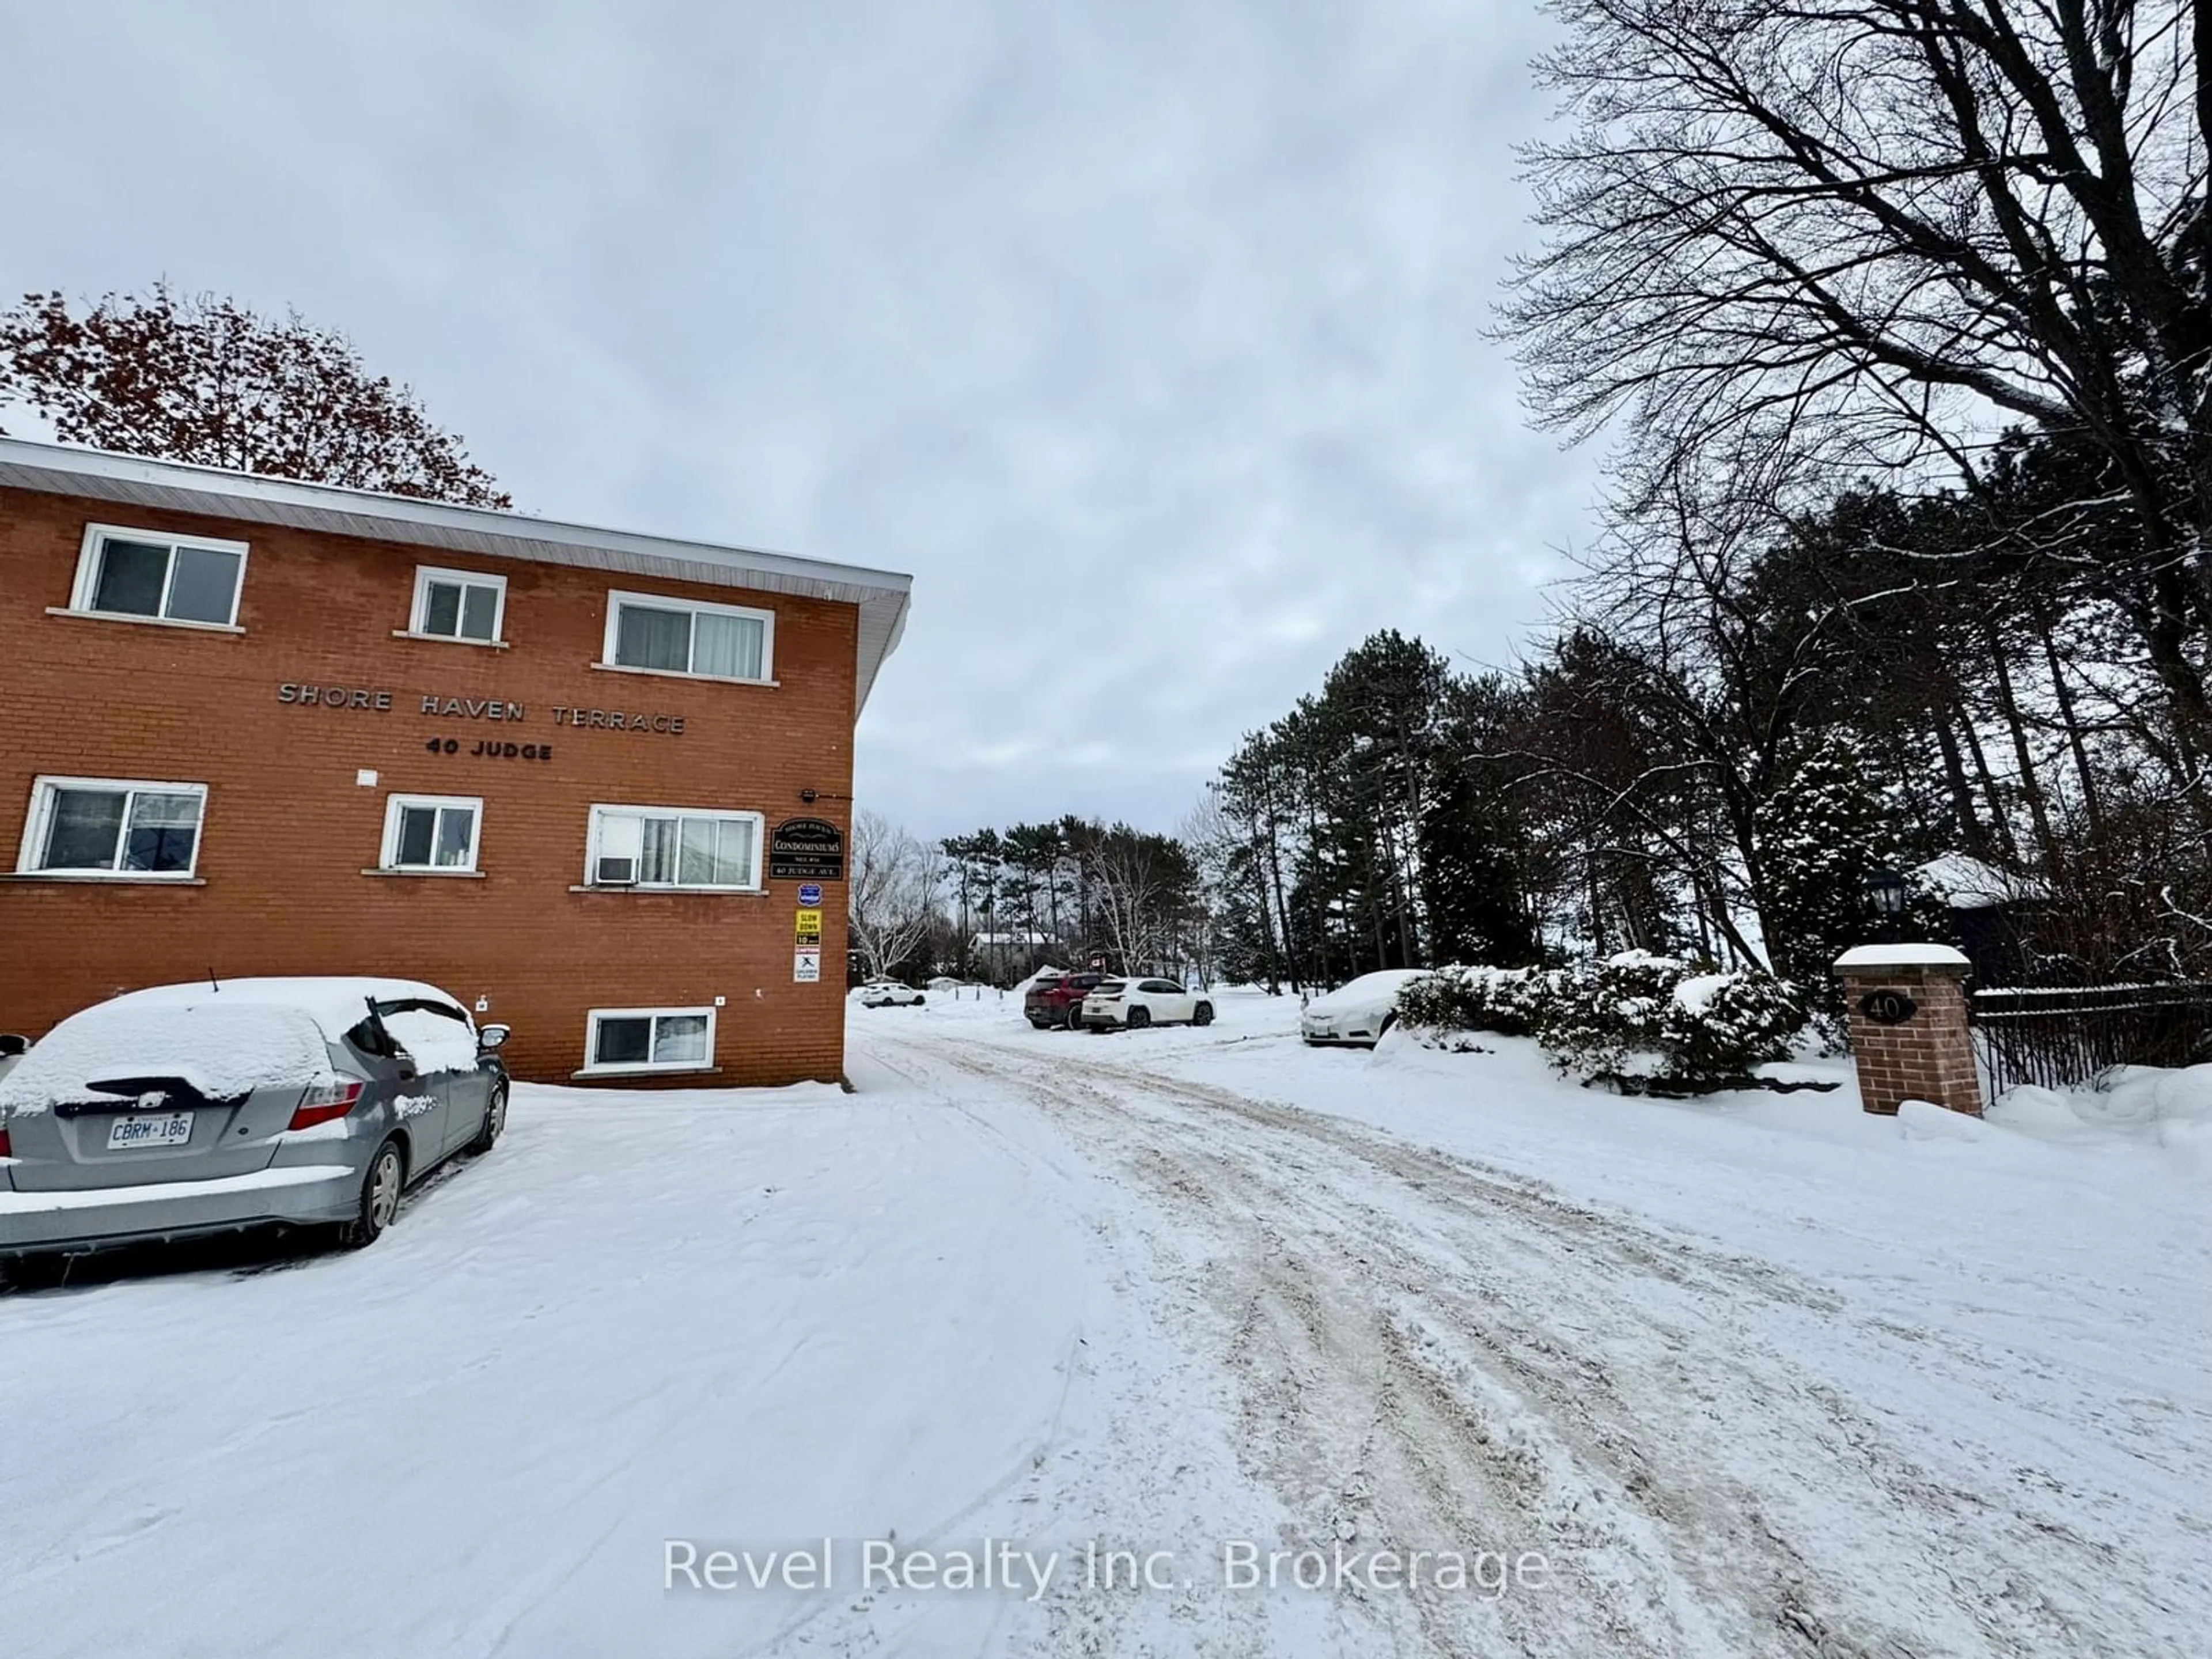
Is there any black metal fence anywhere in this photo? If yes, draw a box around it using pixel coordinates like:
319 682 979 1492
1971 982 2212 1095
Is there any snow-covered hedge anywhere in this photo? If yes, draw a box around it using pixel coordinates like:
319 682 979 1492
1393 952 1806 1094
1396 964 1558 1036
1650 967 1806 1090
1535 951 1691 1083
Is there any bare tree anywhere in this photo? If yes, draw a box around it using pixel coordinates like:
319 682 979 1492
0 284 509 506
1504 0 2212 755
848 810 944 981
1084 824 1200 980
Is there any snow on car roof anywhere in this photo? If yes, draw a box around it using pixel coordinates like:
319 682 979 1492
115 976 465 1033
1306 968 1430 1014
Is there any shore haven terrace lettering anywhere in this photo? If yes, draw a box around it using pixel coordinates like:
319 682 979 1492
275 683 685 735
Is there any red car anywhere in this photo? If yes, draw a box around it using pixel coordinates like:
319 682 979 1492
1023 971 1106 1030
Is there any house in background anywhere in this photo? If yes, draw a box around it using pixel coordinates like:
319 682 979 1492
969 930 1055 984
1914 853 2049 986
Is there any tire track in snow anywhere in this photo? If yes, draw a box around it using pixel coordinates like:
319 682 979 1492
888 1031 2152 1659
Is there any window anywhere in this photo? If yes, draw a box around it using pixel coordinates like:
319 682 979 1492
602 590 772 681
408 566 507 644
585 804 762 890
584 1007 715 1073
378 795 482 873
68 525 248 628
376 998 480 1071
17 777 207 878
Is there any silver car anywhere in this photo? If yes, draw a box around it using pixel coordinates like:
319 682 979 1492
0 977 510 1262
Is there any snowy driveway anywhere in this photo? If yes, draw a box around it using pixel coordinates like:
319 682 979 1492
5 995 2208 1658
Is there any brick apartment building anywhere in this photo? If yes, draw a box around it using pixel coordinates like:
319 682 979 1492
0 440 910 1086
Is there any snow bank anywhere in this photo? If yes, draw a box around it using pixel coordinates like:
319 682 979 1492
0 1003 331 1113
1896 1098 1987 1142
1987 1062 2212 1184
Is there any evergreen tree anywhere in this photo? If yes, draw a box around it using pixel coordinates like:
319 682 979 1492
1753 736 1908 986
1419 763 1540 967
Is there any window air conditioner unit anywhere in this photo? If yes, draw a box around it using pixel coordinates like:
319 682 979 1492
594 855 638 887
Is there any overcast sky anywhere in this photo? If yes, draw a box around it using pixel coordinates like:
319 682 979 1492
1 1 1604 838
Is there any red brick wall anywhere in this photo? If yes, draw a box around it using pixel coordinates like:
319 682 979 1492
1839 965 1983 1117
0 486 858 1087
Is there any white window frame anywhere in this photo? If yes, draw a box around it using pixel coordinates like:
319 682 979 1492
65 524 251 631
377 794 483 874
16 776 209 880
583 803 764 891
404 565 509 646
581 1006 717 1075
599 589 775 683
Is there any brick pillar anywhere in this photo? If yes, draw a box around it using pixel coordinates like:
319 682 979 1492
1834 944 1983 1118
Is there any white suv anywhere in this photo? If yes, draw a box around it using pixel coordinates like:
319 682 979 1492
1081 978 1214 1031
855 980 926 1008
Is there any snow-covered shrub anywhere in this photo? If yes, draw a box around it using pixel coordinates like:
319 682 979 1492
1656 971 1806 1089
1397 950 1807 1093
1533 951 1689 1081
1395 964 1556 1036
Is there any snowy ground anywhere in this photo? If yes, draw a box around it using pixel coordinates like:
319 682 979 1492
4 989 2207 1657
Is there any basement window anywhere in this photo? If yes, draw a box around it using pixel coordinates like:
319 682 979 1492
582 1007 715 1073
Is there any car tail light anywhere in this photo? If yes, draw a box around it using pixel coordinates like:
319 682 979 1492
0 1123 10 1159
289 1079 364 1132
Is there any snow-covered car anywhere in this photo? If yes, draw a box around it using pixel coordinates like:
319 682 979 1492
1082 978 1214 1031
0 978 510 1261
855 980 926 1008
1300 968 1431 1047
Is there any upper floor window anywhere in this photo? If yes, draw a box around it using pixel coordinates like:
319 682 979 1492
378 794 482 873
585 804 762 891
17 777 207 878
69 525 248 629
602 590 772 682
408 567 507 645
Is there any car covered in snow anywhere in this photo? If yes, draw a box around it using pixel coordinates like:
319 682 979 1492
855 980 926 1008
0 977 510 1262
1300 969 1430 1048
1081 978 1215 1031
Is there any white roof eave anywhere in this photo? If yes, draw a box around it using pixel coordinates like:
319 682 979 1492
0 438 913 713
